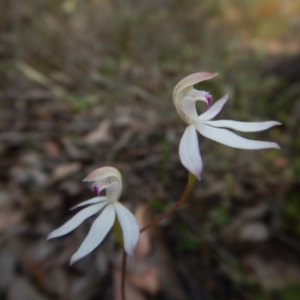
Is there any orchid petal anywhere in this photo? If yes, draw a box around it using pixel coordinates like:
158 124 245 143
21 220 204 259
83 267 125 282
198 94 229 121
47 202 107 240
202 120 281 132
70 197 107 211
84 167 123 202
113 202 140 256
173 72 218 123
179 125 203 179
84 167 122 186
180 89 212 123
173 72 218 105
196 123 280 150
70 204 115 265
92 180 122 203
92 178 112 195
106 181 123 203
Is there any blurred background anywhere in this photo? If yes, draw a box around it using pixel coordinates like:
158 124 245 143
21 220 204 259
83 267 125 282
1 0 300 299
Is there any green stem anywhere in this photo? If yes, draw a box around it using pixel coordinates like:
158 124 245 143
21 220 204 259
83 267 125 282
121 249 127 300
140 173 196 233
113 218 123 247
114 220 127 300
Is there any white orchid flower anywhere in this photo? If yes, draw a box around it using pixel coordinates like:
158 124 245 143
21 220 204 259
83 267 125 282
47 167 140 265
173 72 281 180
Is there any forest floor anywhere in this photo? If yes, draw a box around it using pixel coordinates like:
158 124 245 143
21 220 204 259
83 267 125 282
1 1 300 299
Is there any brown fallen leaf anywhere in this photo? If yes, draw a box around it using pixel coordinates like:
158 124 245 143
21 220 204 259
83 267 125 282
83 119 111 144
7 277 49 300
0 210 23 232
130 266 160 294
113 204 159 300
113 268 146 300
113 204 186 300
42 141 61 158
221 203 269 242
134 205 152 258
49 163 81 184
238 222 270 242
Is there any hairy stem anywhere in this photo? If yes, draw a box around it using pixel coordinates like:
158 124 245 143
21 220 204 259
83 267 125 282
140 173 196 233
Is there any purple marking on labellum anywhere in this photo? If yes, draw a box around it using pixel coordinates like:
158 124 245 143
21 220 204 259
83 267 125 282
204 92 213 111
92 183 99 195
